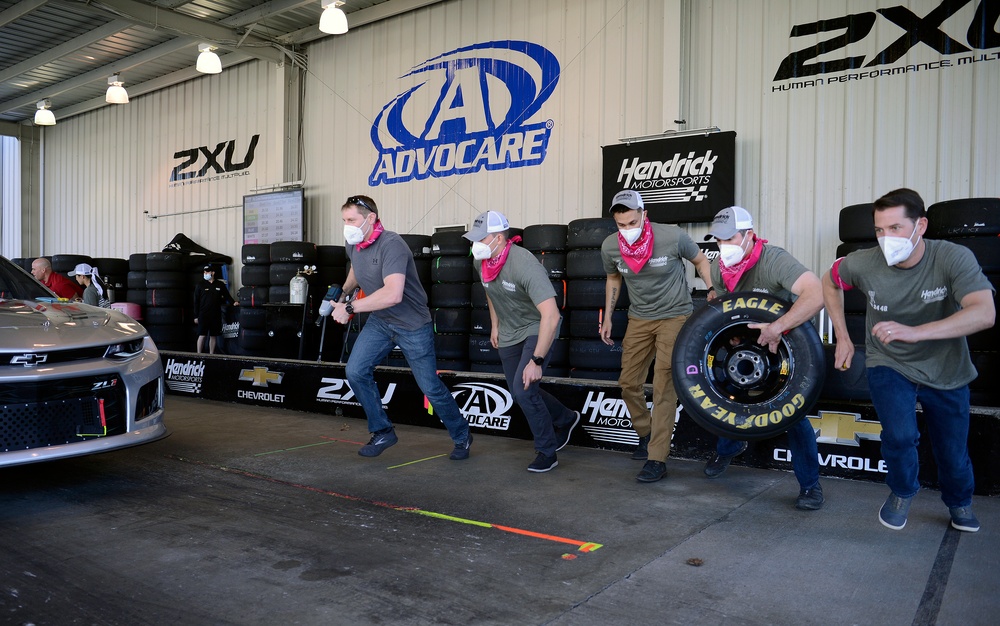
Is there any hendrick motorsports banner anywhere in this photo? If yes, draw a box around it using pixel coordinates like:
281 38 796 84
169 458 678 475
602 131 736 224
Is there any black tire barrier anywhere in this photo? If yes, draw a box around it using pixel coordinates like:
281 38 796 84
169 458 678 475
967 274 998 351
843 287 868 315
269 262 302 285
468 335 501 364
844 313 867 346
566 249 608 279
51 254 94 274
400 235 433 258
415 258 432 286
92 257 129 276
471 282 488 308
316 266 348 291
144 306 188 325
835 241 877 258
146 252 184 271
147 324 190 349
146 288 187 308
437 359 471 371
103 274 126 291
269 285 291 303
239 306 268 330
926 198 1000 238
549 337 569 365
470 362 504 374
242 264 270 286
145 271 186 289
317 244 348 266
568 338 622 370
124 289 146 306
566 279 629 310
432 256 474 283
569 309 627 339
239 286 269 307
127 271 147 289
431 283 472 308
128 253 147 271
470 308 492 335
532 252 566 278
969 351 1000 407
551 280 566 310
434 333 468 360
432 308 471 334
838 203 876 242
949 236 1000 273
431 231 470 256
242 243 271 265
270 241 317 264
523 224 568 252
567 218 617 249
672 292 826 441
569 368 620 381
10 258 30 272
819 344 870 401
239 328 268 352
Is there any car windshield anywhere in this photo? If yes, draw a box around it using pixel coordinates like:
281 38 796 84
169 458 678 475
0 256 57 300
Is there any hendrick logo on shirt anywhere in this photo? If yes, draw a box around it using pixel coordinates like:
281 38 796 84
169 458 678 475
921 286 948 303
502 279 516 292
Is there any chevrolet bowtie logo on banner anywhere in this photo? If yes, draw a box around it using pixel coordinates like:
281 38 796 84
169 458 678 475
239 366 284 387
602 131 736 223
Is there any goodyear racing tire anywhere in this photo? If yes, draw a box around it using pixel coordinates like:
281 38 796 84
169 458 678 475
926 198 1000 238
838 203 876 243
672 292 826 441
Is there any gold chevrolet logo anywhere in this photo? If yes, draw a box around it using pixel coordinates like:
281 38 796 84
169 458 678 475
239 367 284 387
807 410 882 447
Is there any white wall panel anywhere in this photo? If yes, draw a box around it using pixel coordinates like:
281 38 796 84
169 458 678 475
1 135 20 256
302 0 682 242
687 0 1000 275
39 61 285 271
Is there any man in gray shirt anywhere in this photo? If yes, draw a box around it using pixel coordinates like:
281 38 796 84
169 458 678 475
464 211 579 473
330 195 472 460
823 188 995 532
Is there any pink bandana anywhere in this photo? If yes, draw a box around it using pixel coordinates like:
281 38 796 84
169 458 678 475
481 236 521 282
617 218 654 273
356 219 384 250
720 236 767 292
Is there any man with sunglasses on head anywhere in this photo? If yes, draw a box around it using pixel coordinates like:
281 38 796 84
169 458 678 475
823 188 995 532
328 195 473 460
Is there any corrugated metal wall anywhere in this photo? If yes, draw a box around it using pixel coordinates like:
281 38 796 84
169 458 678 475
38 61 285 264
0 135 19 255
686 0 1000 275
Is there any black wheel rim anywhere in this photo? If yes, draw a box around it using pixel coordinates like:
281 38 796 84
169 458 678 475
704 322 792 404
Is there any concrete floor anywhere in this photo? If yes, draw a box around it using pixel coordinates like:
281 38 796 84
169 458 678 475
1 395 997 625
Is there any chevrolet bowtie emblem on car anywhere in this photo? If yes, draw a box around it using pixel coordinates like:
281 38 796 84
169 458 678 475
238 366 284 387
807 410 882 447
11 353 48 367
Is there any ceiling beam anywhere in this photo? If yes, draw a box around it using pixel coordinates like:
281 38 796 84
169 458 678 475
70 0 285 64
0 21 133 86
0 0 50 29
280 0 447 45
224 0 316 28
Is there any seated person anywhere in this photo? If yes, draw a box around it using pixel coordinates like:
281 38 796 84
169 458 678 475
30 258 83 300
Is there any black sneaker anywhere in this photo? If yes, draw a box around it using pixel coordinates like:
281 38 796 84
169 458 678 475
449 433 473 461
636 460 667 483
879 493 912 530
358 428 398 457
632 434 650 460
555 412 580 451
796 483 824 510
527 452 558 473
703 441 748 478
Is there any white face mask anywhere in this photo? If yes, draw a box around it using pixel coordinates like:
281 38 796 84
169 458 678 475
471 237 497 261
203 273 213 281
618 212 644 245
878 225 920 266
344 217 371 245
718 235 750 267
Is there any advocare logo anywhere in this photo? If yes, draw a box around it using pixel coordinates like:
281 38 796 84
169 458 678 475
370 40 560 186
448 382 514 431
772 0 999 89
169 134 260 186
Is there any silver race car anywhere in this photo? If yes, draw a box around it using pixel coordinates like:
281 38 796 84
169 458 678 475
0 256 166 467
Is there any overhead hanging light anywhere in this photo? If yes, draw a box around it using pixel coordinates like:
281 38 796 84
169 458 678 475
106 74 129 104
319 0 348 35
34 99 55 126
196 43 222 74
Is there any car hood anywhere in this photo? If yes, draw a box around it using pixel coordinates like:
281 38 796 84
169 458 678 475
0 299 147 350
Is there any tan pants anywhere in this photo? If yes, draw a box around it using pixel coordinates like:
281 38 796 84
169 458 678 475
618 315 688 462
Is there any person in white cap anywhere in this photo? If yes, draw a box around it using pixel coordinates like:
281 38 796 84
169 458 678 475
68 263 110 308
702 206 826 511
600 189 713 483
823 188 994 532
329 195 472 460
464 211 580 473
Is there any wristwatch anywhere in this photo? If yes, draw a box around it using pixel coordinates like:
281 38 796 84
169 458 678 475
530 355 545 366
345 302 355 315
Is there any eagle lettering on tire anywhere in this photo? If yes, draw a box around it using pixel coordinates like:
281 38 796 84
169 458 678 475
672 293 825 441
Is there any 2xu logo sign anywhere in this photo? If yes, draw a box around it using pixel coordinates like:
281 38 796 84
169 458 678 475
773 0 1000 80
170 134 260 181
370 40 560 185
316 378 396 408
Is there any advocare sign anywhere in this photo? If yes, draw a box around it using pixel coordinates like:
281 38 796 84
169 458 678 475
602 131 736 224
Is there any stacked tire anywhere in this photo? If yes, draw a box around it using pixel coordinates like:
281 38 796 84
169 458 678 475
564 218 625 380
522 224 571 377
144 251 192 350
125 253 148 318
314 244 349 361
926 198 1000 407
93 257 128 304
238 243 271 356
430 230 473 371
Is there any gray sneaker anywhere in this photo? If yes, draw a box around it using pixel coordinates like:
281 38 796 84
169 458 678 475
879 493 912 530
795 483 824 511
949 506 980 532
